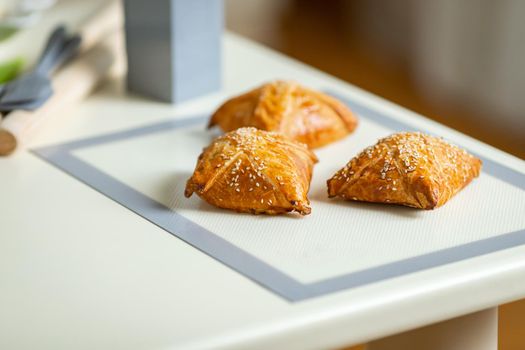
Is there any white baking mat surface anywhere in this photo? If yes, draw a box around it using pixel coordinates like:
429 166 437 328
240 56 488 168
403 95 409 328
73 117 525 284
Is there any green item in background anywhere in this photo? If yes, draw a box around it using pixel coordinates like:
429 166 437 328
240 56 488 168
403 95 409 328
0 57 24 83
0 26 18 42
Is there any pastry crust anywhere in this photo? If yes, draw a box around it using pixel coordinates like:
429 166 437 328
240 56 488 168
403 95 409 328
208 80 358 149
327 132 482 209
185 127 318 215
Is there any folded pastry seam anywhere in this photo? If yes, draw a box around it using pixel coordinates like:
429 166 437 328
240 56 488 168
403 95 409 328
185 127 317 216
208 80 358 149
326 131 482 210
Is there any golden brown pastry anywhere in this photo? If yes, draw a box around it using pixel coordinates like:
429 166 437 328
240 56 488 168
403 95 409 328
327 132 482 209
208 80 358 149
185 127 318 215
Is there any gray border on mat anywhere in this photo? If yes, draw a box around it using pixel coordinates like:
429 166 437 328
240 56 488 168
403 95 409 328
32 92 525 302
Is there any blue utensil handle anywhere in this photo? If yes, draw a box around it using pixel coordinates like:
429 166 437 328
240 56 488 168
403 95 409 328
35 26 68 75
54 36 82 69
0 26 82 113
35 26 81 76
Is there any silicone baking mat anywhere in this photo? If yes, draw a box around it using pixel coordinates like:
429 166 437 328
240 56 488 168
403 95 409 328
33 92 525 301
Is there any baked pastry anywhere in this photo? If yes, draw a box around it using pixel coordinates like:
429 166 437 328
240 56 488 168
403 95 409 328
208 80 358 149
327 132 482 209
185 127 318 215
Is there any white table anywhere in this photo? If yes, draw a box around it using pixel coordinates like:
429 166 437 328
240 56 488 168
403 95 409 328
1 6 525 349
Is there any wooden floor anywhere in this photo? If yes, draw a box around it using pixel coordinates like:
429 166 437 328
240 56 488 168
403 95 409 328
226 0 524 160
226 0 525 348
